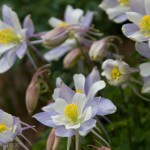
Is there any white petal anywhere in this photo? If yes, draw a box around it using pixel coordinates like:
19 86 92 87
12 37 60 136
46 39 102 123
65 123 80 129
73 74 85 93
54 98 67 114
87 80 106 101
48 17 63 28
72 93 87 115
51 115 65 126
126 12 143 26
82 107 92 122
145 0 150 15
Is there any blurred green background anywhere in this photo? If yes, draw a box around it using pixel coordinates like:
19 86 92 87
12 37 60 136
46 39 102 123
0 0 150 150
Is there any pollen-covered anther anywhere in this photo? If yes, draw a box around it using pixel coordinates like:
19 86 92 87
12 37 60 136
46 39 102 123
139 15 150 37
59 22 68 28
117 0 129 6
0 123 8 132
64 103 78 122
0 28 20 44
111 67 121 80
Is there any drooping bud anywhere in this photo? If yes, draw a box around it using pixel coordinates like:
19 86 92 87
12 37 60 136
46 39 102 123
26 80 40 115
63 48 81 69
41 27 69 48
26 65 50 115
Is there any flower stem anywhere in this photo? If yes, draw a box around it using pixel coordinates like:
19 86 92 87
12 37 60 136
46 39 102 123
75 130 79 150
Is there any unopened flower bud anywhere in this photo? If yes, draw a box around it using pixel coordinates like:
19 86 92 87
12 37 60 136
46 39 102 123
46 129 55 150
26 81 40 115
89 39 107 61
42 27 69 48
63 48 81 69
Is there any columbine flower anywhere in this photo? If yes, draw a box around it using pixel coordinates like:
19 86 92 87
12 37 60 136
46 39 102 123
0 109 34 149
43 5 94 61
101 59 134 86
34 68 116 149
99 0 130 23
122 0 150 47
0 5 28 73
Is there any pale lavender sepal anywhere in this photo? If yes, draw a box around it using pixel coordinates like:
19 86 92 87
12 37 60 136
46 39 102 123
135 42 150 59
16 42 27 59
44 45 73 62
85 67 100 94
23 15 34 37
142 76 150 93
97 98 117 116
130 0 146 15
0 49 17 73
33 112 58 128
81 11 94 27
79 119 96 136
114 13 127 23
122 23 139 37
55 127 75 137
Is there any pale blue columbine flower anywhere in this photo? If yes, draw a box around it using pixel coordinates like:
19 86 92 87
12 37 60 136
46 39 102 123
43 5 94 61
0 109 34 149
122 0 150 47
0 5 27 73
34 68 116 149
101 59 135 86
99 0 130 23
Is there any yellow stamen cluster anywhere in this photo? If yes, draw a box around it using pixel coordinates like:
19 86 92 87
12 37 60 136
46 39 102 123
139 15 150 37
59 22 68 28
76 89 84 93
117 0 129 6
64 103 78 122
111 67 121 80
0 28 20 44
0 123 8 132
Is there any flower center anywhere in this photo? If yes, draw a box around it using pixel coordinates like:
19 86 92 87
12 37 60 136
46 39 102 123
139 15 150 37
0 28 20 45
111 67 121 80
59 22 68 28
64 103 78 122
0 123 8 132
117 0 129 6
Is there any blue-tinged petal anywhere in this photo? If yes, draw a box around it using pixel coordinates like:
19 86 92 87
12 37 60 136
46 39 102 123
64 5 73 23
23 15 34 37
55 127 74 137
97 98 117 116
114 13 127 23
33 112 58 128
80 11 94 27
140 62 150 77
0 49 16 73
130 0 146 15
85 67 100 94
87 81 106 101
44 39 76 61
142 76 150 93
16 42 27 59
122 23 139 39
126 12 143 26
79 119 96 136
135 42 150 59
53 79 75 102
